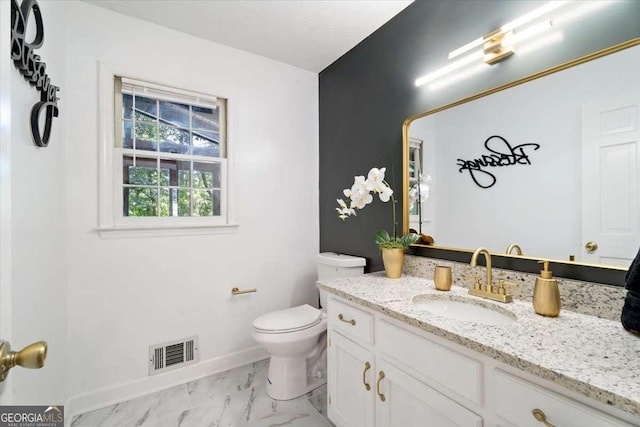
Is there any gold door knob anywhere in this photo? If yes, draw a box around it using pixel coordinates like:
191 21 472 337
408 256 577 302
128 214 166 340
0 340 48 382
584 241 598 252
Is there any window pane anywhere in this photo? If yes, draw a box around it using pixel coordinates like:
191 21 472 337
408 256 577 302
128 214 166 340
123 94 133 119
212 190 221 216
124 156 157 185
159 159 190 186
134 96 157 123
135 123 158 151
193 162 220 188
160 100 190 127
159 188 170 217
179 161 191 187
192 105 218 130
192 131 219 157
193 190 213 217
178 189 191 216
123 121 133 148
125 187 158 216
159 125 190 154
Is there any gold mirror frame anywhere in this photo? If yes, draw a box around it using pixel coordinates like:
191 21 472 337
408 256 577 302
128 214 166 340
402 38 640 283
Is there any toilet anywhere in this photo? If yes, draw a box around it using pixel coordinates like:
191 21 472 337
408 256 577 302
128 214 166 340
252 252 366 400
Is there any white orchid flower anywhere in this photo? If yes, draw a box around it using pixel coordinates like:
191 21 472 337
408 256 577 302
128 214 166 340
365 167 386 192
350 192 373 209
350 175 368 196
336 199 357 219
378 185 393 202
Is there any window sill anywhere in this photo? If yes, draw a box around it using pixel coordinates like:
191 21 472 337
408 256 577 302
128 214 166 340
97 223 239 239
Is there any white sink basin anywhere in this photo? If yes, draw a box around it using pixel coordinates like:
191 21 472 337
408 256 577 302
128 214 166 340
412 295 517 325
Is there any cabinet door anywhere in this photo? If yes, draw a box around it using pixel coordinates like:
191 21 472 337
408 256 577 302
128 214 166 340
376 359 483 427
328 331 376 427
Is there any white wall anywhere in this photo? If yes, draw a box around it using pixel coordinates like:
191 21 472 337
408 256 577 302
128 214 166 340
408 45 638 260
64 1 318 413
0 0 69 406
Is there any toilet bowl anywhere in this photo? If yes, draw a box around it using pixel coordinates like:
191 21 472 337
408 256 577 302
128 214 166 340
252 304 327 400
252 252 366 400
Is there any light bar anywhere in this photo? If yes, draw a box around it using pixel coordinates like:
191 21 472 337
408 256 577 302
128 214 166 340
415 50 483 87
447 1 568 60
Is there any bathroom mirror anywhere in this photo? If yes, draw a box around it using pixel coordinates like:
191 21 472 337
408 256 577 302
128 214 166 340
402 39 640 286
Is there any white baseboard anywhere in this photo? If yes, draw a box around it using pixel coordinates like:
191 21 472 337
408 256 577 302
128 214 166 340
66 346 268 422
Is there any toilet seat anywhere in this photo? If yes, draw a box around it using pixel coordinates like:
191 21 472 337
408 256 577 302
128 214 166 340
253 304 322 334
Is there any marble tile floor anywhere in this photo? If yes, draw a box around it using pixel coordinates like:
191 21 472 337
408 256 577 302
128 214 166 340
71 359 334 427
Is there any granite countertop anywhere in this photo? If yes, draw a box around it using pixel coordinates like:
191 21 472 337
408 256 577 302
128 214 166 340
317 273 640 418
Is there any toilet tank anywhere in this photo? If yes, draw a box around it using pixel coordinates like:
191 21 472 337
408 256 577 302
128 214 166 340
317 252 366 280
317 252 366 309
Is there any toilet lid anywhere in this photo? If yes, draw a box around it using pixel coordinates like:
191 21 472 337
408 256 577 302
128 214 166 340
253 304 322 333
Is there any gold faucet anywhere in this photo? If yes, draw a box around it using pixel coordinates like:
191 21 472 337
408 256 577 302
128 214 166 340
469 247 515 303
505 244 523 255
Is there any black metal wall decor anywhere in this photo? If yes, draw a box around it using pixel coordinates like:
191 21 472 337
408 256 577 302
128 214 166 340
11 0 60 148
456 135 540 189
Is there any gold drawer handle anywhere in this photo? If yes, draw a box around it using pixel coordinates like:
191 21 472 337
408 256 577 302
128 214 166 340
231 287 257 295
338 314 356 326
376 370 386 402
532 409 556 427
362 361 371 391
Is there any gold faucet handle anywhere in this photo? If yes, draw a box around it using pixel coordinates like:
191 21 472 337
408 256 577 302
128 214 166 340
497 279 518 295
463 274 482 289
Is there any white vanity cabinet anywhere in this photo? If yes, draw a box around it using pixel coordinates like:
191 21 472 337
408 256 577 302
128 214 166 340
327 296 482 427
326 295 638 427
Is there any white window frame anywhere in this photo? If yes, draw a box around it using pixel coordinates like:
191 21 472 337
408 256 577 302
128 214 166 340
97 62 238 238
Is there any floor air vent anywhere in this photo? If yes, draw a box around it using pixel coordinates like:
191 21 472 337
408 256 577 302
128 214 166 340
149 336 199 376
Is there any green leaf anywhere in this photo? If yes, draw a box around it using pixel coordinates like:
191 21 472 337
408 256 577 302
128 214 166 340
399 233 420 247
375 229 391 246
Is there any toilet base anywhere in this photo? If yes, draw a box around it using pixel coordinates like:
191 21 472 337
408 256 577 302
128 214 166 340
265 354 327 400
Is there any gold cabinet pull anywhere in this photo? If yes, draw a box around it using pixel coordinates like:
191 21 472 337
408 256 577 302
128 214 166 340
231 287 257 295
584 241 598 252
532 409 556 427
362 361 371 391
376 370 386 402
338 314 356 326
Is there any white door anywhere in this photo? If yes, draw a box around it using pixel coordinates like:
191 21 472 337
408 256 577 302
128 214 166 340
0 0 51 404
0 0 13 404
582 93 640 266
375 359 482 427
328 331 376 427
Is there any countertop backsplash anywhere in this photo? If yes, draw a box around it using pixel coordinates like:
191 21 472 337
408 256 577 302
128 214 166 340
404 255 627 321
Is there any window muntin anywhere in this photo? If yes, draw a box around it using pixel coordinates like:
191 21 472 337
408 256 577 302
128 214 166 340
115 77 227 222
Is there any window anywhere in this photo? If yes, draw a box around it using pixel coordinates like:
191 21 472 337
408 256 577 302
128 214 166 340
408 138 423 216
112 76 229 227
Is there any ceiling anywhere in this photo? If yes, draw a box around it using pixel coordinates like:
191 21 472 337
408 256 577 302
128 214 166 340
83 0 413 72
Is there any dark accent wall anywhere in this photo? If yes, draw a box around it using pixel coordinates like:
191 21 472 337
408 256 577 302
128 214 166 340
319 0 640 272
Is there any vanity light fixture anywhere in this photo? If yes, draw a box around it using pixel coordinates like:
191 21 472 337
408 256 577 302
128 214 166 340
447 1 567 60
415 1 569 88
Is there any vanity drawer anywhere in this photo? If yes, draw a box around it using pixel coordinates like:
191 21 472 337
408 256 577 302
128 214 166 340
376 319 482 405
327 298 374 345
494 370 634 427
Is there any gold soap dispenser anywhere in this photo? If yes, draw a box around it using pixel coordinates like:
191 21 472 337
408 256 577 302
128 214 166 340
533 260 561 317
